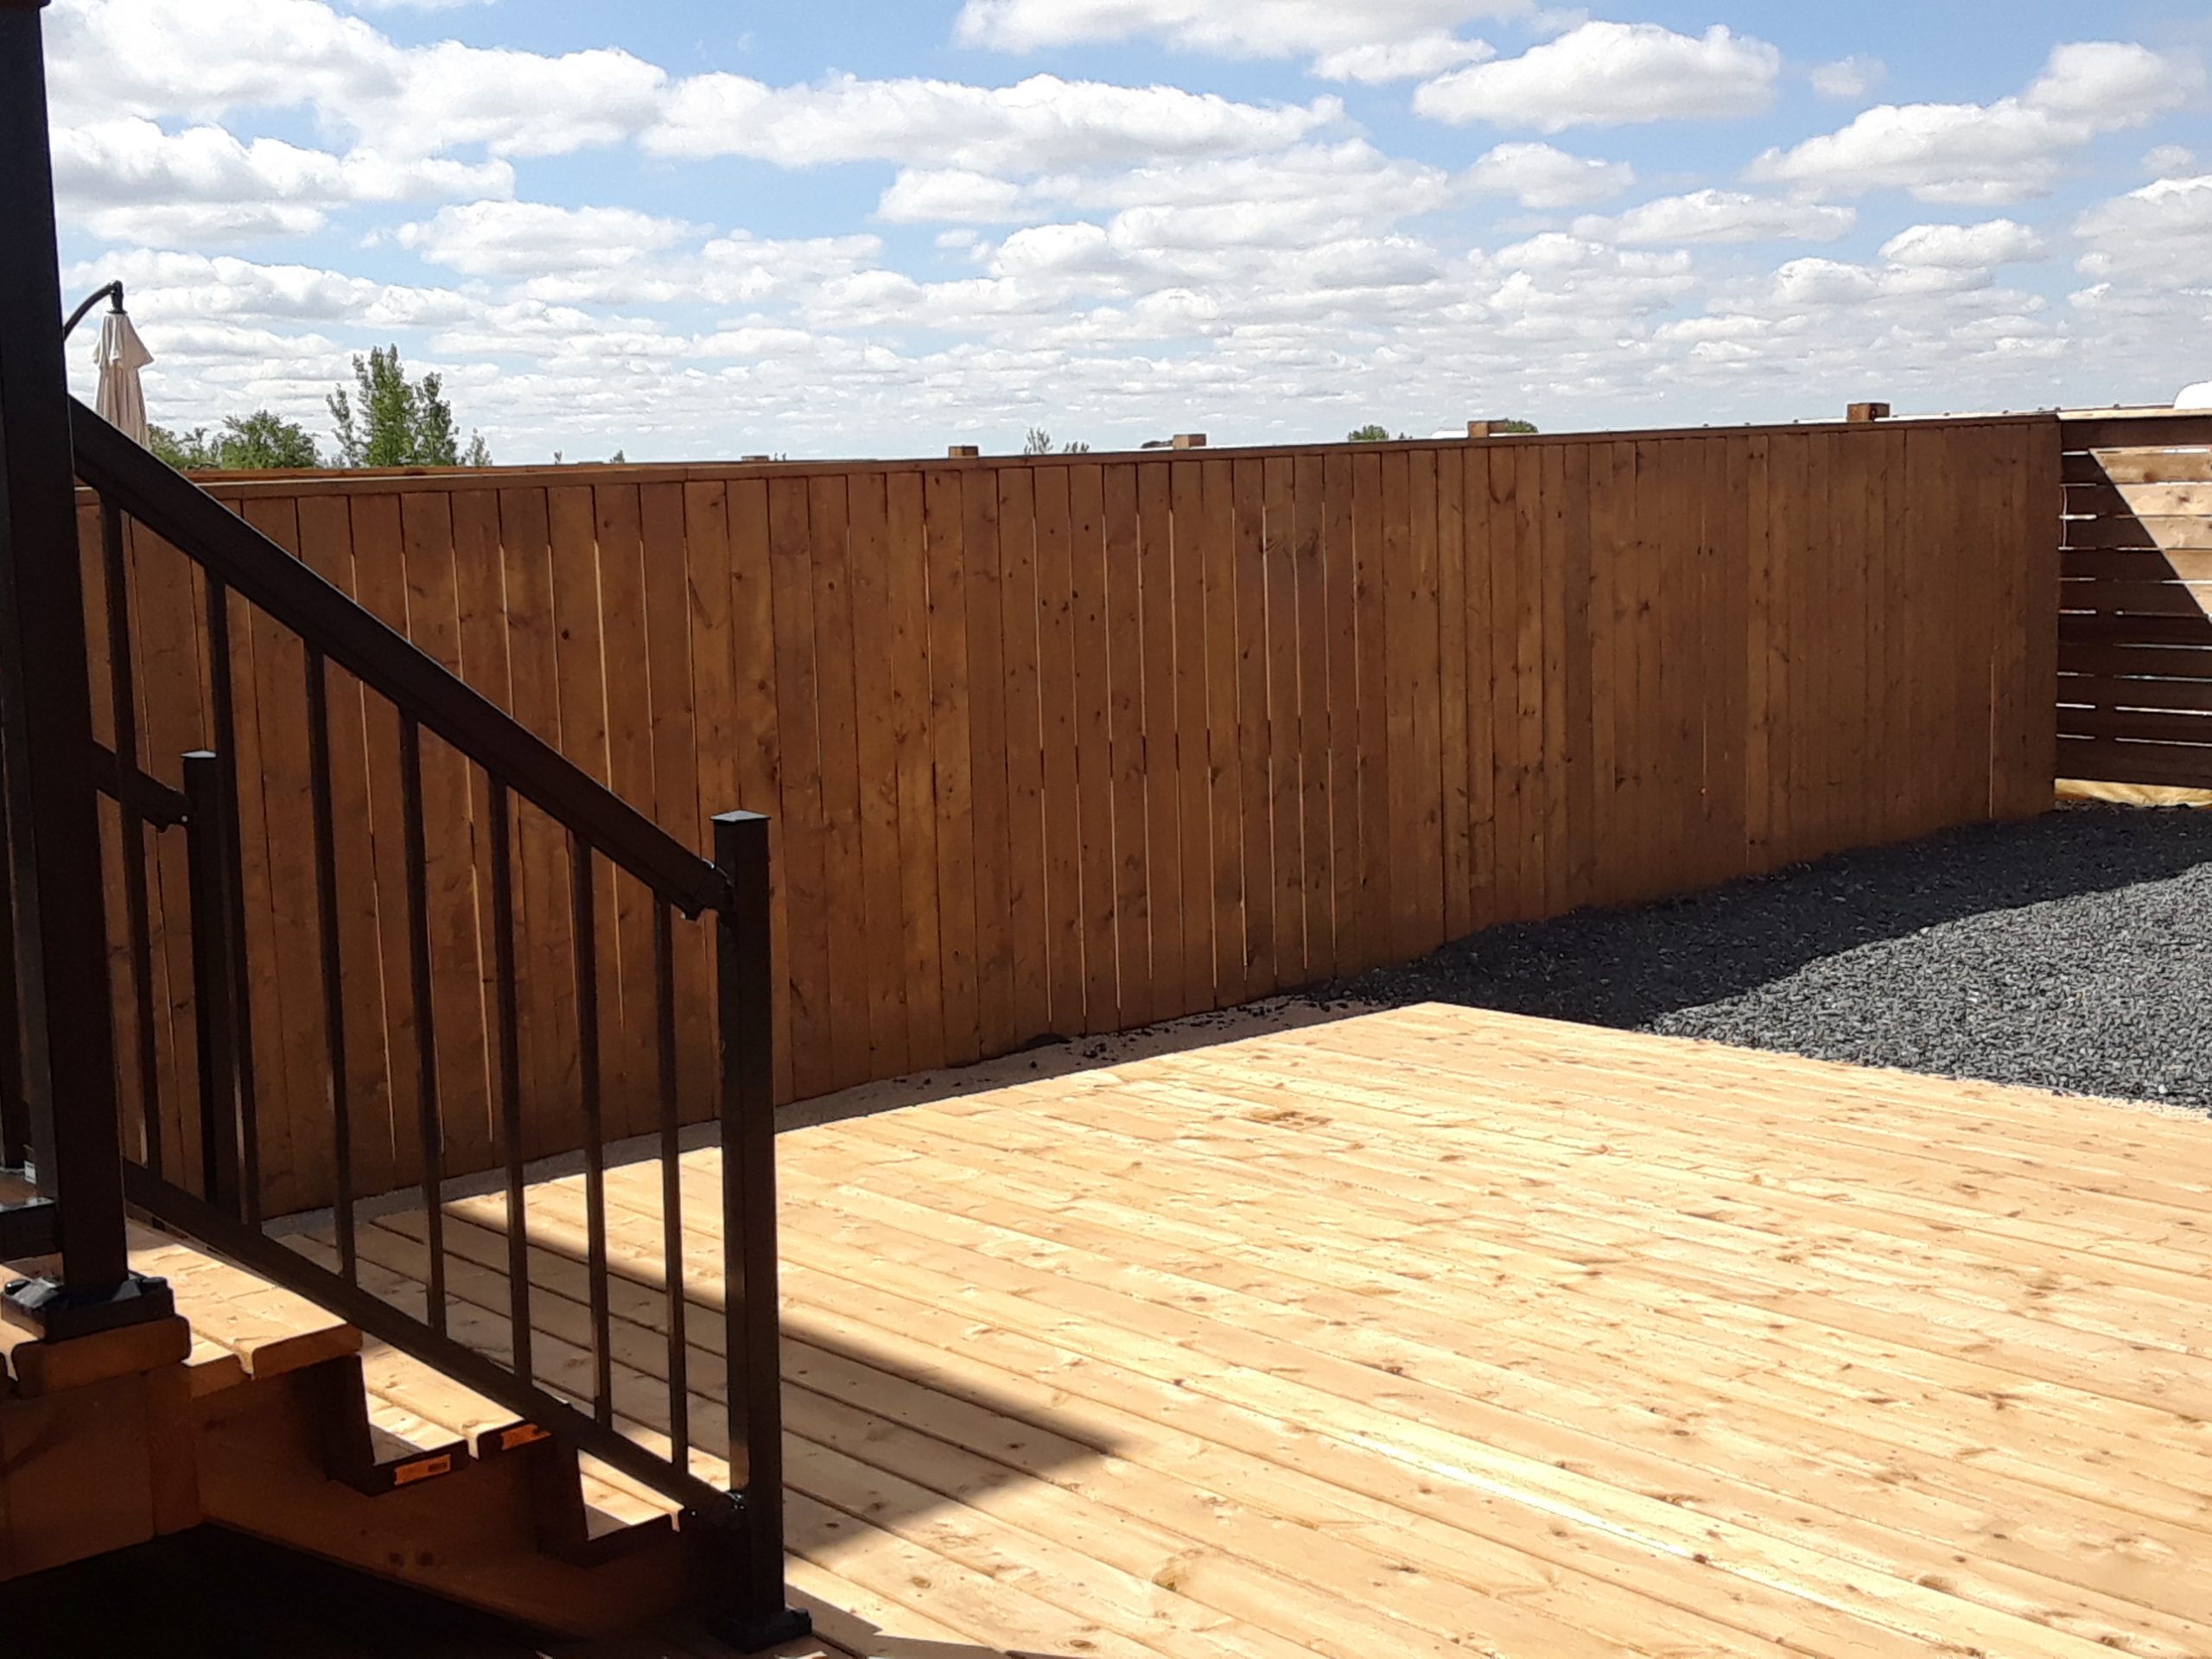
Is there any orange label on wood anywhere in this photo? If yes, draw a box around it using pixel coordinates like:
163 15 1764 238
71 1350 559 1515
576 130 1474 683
392 1453 454 1486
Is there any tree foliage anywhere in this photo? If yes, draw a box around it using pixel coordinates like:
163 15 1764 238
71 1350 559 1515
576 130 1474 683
327 345 493 467
1346 423 1407 442
1022 427 1090 454
149 410 320 472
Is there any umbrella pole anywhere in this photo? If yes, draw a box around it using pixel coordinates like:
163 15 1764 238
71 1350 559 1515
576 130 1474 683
0 0 173 1338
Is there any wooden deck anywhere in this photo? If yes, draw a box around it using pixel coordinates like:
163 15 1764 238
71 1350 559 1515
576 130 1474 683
79 1005 2212 1654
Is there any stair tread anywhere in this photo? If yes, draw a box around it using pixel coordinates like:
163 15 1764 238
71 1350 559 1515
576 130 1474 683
129 1224 359 1377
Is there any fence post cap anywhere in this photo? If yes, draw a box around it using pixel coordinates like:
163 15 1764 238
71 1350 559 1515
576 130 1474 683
947 444 981 459
1467 420 1499 438
1847 402 1891 423
1171 432 1208 449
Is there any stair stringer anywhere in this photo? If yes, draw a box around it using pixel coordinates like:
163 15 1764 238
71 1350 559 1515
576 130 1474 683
192 1353 725 1638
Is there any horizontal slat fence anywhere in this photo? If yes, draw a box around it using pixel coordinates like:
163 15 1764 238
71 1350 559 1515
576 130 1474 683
2058 413 2212 787
82 415 2060 1213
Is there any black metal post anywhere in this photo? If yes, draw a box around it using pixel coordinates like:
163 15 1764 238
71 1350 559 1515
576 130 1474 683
183 753 243 1216
0 0 170 1336
706 810 807 1654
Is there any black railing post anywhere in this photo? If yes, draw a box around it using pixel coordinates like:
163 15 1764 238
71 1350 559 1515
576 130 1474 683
707 810 807 1654
0 0 171 1337
182 753 244 1216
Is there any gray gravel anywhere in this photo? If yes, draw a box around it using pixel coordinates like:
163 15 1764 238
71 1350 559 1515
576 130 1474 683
1327 804 2212 1111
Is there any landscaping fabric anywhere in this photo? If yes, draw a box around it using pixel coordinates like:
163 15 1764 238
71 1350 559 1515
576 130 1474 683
1331 804 2212 1112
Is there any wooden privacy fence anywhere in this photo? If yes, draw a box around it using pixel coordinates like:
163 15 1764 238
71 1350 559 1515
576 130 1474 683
82 413 2060 1214
2058 410 2212 787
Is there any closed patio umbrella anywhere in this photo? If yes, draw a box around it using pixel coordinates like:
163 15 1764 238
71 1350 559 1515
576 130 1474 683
93 303 153 447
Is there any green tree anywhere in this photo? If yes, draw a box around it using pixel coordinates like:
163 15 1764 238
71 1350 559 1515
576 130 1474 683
1023 427 1090 455
149 410 319 471
1347 423 1409 442
327 345 493 467
149 424 219 470
215 410 320 469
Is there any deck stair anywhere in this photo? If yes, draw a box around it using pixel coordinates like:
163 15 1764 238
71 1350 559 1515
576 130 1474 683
3 1216 708 1637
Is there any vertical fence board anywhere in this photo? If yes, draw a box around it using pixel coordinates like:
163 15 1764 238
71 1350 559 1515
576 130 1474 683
1351 449 1391 966
845 472 910 1081
1230 458 1274 997
925 467 983 1067
766 478 830 1098
808 474 870 1090
590 485 658 1143
1163 461 1211 1015
1068 462 1119 1034
960 470 1014 1059
1103 463 1153 1031
1322 451 1360 977
1460 448 1497 929
887 470 944 1073
347 494 425 1185
496 487 579 1158
1032 467 1085 1036
995 469 1051 1046
1134 463 1185 1020
1292 451 1333 978
1262 457 1304 983
294 498 390 1197
1203 458 1247 1007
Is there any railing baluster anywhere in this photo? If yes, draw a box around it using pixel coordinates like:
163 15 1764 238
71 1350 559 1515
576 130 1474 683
0 823 24 1171
99 499 164 1179
182 752 241 1214
397 714 445 1335
654 900 689 1472
713 810 793 1633
569 830 613 1426
304 647 355 1281
203 575 261 1224
487 782 532 1389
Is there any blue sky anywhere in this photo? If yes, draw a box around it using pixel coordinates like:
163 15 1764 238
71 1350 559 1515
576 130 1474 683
41 0 2212 461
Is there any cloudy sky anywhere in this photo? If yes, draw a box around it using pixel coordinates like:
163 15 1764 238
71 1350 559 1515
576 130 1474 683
40 0 2212 461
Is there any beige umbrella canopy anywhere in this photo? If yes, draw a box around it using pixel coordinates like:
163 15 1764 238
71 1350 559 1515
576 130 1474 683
65 281 153 447
93 305 153 446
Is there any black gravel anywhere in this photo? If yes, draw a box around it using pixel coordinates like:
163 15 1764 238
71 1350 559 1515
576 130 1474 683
1325 804 2212 1111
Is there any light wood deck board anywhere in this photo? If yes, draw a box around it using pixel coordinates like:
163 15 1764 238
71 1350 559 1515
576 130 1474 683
17 1007 2205 1653
264 1005 2210 1658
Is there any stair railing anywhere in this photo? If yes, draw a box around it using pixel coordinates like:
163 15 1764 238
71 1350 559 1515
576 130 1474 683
66 403 805 1649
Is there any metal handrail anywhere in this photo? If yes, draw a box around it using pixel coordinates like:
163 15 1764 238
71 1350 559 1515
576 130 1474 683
67 400 729 917
63 407 804 1642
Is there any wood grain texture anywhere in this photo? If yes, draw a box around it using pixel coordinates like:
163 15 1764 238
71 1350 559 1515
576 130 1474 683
255 1004 2212 1659
88 423 2059 1210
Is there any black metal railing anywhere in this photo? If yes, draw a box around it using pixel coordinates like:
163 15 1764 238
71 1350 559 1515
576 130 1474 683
48 405 800 1643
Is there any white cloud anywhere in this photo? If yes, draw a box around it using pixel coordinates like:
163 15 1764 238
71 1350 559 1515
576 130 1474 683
1575 189 1855 245
1878 219 2046 269
1463 142 1634 208
880 169 1044 226
394 201 696 276
1414 22 1782 131
2146 144 2198 179
1313 37 1494 85
1811 56 1885 99
65 249 478 330
953 0 1525 79
47 0 669 160
2024 41 2202 126
1749 41 2202 204
2075 174 2212 283
53 118 512 245
645 73 1341 173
